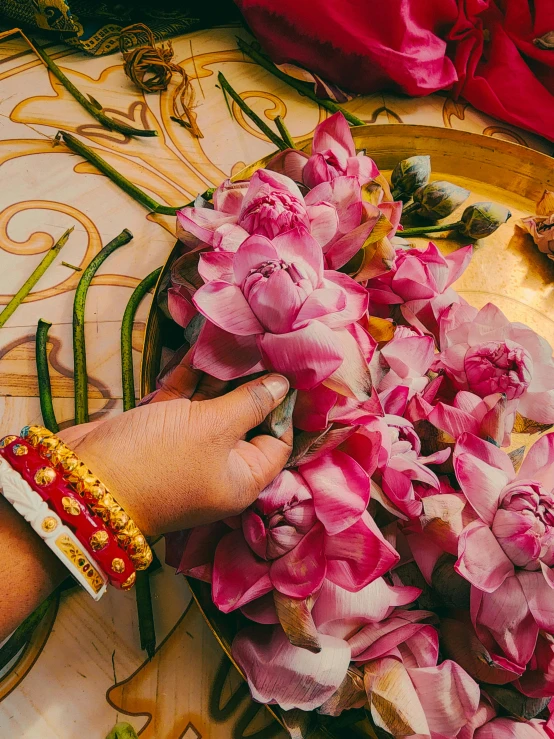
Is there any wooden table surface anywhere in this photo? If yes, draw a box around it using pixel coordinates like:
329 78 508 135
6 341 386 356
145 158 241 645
0 24 551 739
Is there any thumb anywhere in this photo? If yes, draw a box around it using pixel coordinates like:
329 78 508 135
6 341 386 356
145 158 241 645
201 374 290 439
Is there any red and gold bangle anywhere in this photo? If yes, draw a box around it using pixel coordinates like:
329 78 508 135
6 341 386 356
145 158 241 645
0 437 136 591
21 425 152 571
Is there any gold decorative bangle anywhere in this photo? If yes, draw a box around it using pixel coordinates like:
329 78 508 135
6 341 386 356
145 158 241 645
21 425 153 571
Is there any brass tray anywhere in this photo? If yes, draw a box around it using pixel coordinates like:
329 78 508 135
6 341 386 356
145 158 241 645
140 124 554 736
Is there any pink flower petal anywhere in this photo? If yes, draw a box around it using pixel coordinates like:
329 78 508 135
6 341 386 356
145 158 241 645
429 402 480 439
300 449 370 535
192 321 263 380
197 250 234 282
258 321 343 390
407 660 480 737
312 111 355 159
320 271 369 327
323 327 374 401
313 578 419 638
351 611 434 662
177 207 237 245
167 286 196 328
455 520 514 592
293 286 346 326
294 385 338 432
212 530 272 612
306 176 363 234
241 592 279 624
233 234 279 284
193 281 263 335
266 148 309 181
406 532 444 584
454 433 515 525
249 269 304 334
272 228 324 285
518 390 554 425
347 153 380 185
445 244 474 288
325 512 399 591
212 179 249 215
518 432 554 492
518 570 554 634
213 223 249 252
472 575 539 667
378 200 402 237
269 524 327 599
474 718 553 738
306 202 340 247
324 209 381 270
381 335 435 378
232 625 351 711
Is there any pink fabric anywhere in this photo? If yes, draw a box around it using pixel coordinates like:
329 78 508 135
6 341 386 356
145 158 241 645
235 0 554 143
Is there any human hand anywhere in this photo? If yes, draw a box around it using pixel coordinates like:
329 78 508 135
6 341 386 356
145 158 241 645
58 356 291 537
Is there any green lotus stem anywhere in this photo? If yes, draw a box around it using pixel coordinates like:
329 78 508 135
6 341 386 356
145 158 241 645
121 267 162 412
218 72 288 151
0 227 73 329
36 319 59 433
62 261 82 271
121 267 161 658
236 38 366 127
73 229 133 425
399 221 463 237
56 132 187 215
275 115 296 149
33 41 157 138
0 593 55 671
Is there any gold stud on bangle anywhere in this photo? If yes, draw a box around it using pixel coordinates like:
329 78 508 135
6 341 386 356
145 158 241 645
12 444 28 456
61 496 81 516
121 572 136 590
0 435 18 448
35 467 57 486
90 530 109 551
41 516 58 532
111 558 125 574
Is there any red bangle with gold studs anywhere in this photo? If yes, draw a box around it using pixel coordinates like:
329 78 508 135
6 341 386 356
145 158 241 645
21 425 152 572
0 436 136 591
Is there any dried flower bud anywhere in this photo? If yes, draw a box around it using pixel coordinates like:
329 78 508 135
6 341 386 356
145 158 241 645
391 155 431 198
411 180 470 220
458 202 511 239
520 213 554 260
536 189 554 216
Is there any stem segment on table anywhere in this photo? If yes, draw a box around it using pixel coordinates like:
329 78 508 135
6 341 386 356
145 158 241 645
33 41 157 138
236 38 366 127
275 115 296 149
121 268 162 413
0 227 73 328
73 229 133 425
36 319 59 433
55 132 187 215
218 72 289 151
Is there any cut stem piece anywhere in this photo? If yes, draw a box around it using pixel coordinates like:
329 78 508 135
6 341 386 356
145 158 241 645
236 38 365 127
217 72 288 151
36 319 59 433
399 221 463 237
0 227 73 328
73 229 134 425
121 267 162 412
275 115 296 149
32 41 158 138
56 132 187 215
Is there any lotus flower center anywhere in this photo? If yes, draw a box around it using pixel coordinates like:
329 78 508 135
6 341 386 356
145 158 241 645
493 480 554 569
464 340 532 400
250 259 289 278
240 191 308 239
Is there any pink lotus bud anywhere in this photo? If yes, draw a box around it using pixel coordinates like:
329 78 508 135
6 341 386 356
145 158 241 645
464 340 533 400
492 480 554 569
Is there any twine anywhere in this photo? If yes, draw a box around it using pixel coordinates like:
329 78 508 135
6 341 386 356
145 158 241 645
119 23 203 137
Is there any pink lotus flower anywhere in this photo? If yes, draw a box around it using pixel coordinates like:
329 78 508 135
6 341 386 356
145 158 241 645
366 242 472 338
267 111 380 188
187 454 399 613
434 302 554 424
474 718 554 739
190 229 373 394
518 632 554 698
177 168 400 274
232 578 420 711
432 432 554 668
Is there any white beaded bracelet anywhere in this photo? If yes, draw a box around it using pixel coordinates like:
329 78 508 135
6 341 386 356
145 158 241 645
0 456 107 601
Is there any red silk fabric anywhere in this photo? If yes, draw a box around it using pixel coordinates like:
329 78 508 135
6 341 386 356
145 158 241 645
235 0 554 142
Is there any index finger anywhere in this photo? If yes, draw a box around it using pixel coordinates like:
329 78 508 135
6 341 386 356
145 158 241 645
151 348 202 403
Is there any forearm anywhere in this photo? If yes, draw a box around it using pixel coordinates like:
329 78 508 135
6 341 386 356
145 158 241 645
0 495 65 642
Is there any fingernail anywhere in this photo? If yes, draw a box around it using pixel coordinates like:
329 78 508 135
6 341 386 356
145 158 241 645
262 374 290 401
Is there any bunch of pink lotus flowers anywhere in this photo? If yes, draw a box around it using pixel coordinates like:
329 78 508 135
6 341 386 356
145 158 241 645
164 113 554 738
